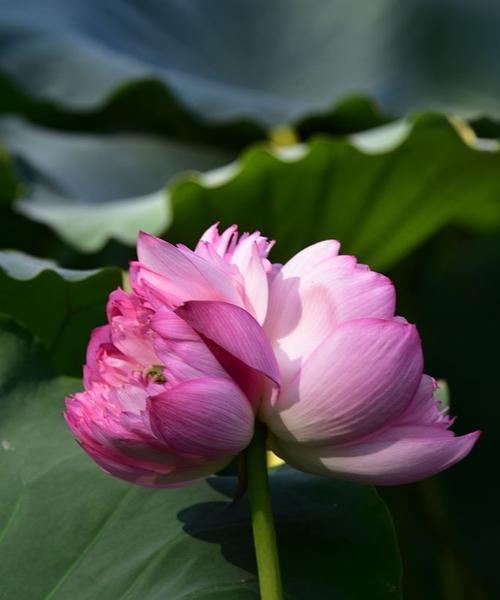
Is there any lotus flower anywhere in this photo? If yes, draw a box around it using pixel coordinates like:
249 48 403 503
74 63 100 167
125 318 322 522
65 224 479 487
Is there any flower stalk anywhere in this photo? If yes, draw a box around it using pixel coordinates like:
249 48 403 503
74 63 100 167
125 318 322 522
246 421 284 600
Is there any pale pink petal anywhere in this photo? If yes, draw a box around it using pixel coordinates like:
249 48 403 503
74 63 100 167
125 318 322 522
109 315 158 368
271 428 480 485
149 377 254 459
176 300 280 387
274 240 341 277
265 248 395 380
263 241 341 355
113 385 148 414
231 240 269 323
261 318 422 445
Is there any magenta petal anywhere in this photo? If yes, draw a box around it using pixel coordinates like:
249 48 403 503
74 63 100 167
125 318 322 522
79 439 232 488
261 318 423 445
149 377 254 459
151 307 227 381
271 429 480 485
175 300 280 387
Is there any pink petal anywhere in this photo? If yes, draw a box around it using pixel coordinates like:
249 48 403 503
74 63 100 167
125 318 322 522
271 428 480 485
261 318 422 445
151 307 227 382
85 325 112 367
109 316 158 368
265 246 395 381
83 325 112 385
231 240 269 323
393 374 452 429
149 377 254 459
79 438 232 488
273 240 341 276
133 231 242 307
66 381 238 488
83 327 140 388
196 223 238 256
176 300 280 387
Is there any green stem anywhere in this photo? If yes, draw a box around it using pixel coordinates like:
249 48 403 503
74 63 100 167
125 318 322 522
245 422 284 600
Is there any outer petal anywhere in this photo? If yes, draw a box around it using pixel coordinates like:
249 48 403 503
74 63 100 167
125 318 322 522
261 318 423 446
271 428 480 485
149 377 254 459
265 245 395 380
176 300 280 387
79 439 232 488
272 240 341 276
133 231 242 307
393 374 451 429
66 379 243 488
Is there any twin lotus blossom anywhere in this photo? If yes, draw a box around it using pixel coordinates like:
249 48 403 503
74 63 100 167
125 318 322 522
65 224 479 487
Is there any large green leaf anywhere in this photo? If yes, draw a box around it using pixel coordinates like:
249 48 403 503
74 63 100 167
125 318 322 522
0 118 232 252
167 115 500 270
0 317 401 599
0 0 404 127
0 71 266 150
0 67 392 144
0 252 121 375
1 0 499 130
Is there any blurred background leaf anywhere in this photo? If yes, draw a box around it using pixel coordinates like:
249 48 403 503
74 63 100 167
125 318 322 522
0 317 401 600
0 253 121 375
0 118 233 252
167 115 500 270
0 0 403 128
2 0 500 130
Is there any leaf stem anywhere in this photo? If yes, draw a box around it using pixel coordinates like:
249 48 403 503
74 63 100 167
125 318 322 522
245 421 284 600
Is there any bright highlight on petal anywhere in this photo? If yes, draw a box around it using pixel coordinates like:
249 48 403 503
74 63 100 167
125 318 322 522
261 318 423 446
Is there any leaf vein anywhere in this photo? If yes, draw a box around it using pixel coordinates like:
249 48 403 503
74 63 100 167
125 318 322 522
0 492 23 547
42 487 134 600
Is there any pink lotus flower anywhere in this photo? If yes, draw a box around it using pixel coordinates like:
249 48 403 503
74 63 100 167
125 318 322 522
65 224 479 487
